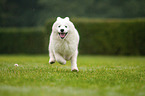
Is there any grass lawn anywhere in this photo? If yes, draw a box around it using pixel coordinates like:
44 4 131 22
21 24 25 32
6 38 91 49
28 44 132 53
0 55 145 96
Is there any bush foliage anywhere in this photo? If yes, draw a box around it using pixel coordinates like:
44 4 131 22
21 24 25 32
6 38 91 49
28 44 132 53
0 28 48 54
0 18 145 55
46 18 145 55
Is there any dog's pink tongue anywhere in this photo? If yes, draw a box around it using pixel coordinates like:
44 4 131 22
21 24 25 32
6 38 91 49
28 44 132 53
60 33 65 37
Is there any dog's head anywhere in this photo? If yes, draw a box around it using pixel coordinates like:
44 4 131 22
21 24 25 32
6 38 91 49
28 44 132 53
52 17 74 39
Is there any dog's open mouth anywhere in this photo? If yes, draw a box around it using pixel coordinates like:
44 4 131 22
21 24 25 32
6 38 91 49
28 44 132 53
58 32 68 39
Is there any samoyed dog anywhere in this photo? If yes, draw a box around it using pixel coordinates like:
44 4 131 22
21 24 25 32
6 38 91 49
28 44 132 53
48 17 80 72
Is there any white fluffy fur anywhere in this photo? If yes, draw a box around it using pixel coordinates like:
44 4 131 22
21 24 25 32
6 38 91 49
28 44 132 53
49 17 79 71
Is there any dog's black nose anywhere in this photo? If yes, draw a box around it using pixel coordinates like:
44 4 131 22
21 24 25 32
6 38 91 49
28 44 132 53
60 29 64 32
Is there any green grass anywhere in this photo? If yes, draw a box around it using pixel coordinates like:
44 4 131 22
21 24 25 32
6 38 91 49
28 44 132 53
0 55 145 96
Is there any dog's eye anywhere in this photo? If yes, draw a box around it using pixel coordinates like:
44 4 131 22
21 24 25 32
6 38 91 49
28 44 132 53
58 25 61 28
65 26 67 28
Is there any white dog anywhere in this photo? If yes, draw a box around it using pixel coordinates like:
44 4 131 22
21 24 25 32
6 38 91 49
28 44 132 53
48 17 80 72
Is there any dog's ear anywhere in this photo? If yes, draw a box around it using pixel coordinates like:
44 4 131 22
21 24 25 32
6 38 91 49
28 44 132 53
64 17 69 21
57 17 62 21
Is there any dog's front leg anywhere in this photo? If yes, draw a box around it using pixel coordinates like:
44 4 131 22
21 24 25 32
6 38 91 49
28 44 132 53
49 45 55 64
54 52 66 65
49 51 55 64
71 50 79 72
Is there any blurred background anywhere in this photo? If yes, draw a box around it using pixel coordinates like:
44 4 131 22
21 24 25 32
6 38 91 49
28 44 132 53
0 0 145 55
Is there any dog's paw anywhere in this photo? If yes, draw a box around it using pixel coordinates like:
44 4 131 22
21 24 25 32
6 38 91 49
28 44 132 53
58 60 66 65
49 61 55 64
71 68 79 72
49 59 55 64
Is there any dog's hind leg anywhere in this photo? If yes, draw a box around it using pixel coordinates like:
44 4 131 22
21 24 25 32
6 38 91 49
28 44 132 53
54 52 66 65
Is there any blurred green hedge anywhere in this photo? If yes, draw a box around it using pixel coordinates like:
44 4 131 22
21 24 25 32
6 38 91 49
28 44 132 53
0 18 145 55
46 18 145 55
0 28 48 54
